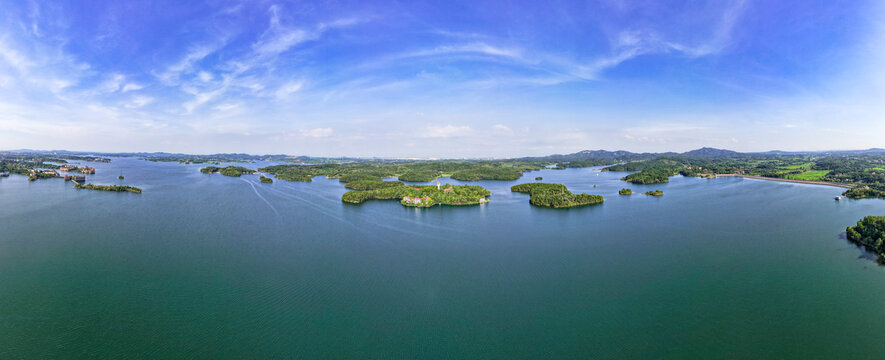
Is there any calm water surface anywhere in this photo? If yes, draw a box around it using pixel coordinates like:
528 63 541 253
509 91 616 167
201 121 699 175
2 157 885 358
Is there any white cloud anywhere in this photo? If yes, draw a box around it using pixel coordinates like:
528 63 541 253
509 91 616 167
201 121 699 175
98 73 126 93
214 103 239 112
423 124 474 138
300 127 333 137
156 42 226 85
275 81 303 99
492 124 513 135
198 71 213 82
0 39 33 72
121 82 144 92
424 42 524 59
182 87 225 113
125 95 154 108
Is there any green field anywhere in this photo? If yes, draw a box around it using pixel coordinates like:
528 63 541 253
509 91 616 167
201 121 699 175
777 162 813 170
785 170 831 181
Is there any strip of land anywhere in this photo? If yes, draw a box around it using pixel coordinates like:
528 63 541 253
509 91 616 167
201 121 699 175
714 174 853 188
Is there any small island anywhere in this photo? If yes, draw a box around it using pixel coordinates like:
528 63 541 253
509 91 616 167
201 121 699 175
342 183 490 207
643 190 664 196
260 176 273 183
535 176 543 180
846 216 885 263
511 183 604 208
74 184 142 194
619 188 633 195
200 166 257 177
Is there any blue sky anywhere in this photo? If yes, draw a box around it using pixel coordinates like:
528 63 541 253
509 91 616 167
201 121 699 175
1 0 883 157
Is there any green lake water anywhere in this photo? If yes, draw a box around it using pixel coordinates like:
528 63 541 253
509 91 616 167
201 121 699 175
2 157 885 358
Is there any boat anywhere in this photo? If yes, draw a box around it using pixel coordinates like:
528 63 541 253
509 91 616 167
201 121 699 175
0 171 9 177
835 196 843 201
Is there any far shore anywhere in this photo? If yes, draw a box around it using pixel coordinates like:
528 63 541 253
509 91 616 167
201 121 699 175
714 174 853 189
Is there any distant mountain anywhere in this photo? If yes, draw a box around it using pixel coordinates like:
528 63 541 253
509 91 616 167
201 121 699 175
521 149 657 163
680 147 742 158
571 150 639 159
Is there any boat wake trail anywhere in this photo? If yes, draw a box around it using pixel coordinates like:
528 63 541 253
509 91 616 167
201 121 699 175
242 178 279 217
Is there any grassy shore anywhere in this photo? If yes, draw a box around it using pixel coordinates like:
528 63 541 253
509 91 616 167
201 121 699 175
714 174 853 189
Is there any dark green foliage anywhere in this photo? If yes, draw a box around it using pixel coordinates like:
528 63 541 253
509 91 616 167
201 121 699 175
398 170 438 182
450 168 522 181
511 183 568 193
344 179 403 190
342 184 490 207
511 182 603 208
846 216 885 262
260 160 545 184
604 159 681 184
844 184 885 199
529 189 604 208
622 169 673 184
535 176 543 180
619 188 633 195
643 190 664 196
74 184 142 193
337 173 382 183
260 176 273 183
200 166 256 177
555 159 620 169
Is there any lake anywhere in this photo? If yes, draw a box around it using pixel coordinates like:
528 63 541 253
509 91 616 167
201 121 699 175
2 157 885 358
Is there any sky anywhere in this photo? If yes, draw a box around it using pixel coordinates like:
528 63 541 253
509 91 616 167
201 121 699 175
0 0 883 157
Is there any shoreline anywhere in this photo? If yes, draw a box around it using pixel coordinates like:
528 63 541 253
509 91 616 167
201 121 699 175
714 174 853 189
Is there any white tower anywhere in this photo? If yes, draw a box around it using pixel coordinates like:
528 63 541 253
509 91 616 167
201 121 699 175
437 180 441 190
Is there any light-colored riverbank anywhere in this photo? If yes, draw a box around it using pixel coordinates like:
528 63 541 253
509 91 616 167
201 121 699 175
715 174 853 188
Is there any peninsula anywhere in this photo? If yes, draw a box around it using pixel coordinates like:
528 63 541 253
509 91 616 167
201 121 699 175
846 216 885 263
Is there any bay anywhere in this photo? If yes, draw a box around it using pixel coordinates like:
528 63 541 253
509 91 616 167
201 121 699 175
2 157 885 358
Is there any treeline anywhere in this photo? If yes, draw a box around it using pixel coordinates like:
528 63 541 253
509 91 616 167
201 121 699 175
554 159 619 169
200 166 256 177
511 182 603 208
344 179 404 190
846 216 885 262
342 184 491 207
602 154 885 190
259 160 547 183
74 184 142 193
450 168 522 181
844 184 885 199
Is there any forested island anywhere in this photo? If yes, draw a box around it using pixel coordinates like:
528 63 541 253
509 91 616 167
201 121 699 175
200 166 257 177
511 183 604 208
846 216 885 263
619 188 633 195
643 190 664 196
260 176 273 183
258 160 545 183
74 184 142 193
342 183 490 207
